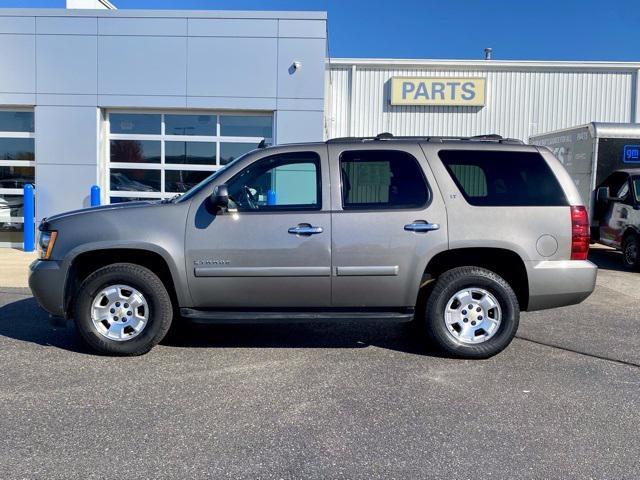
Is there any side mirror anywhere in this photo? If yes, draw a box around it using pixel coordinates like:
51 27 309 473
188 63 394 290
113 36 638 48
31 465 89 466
211 184 229 209
596 186 611 205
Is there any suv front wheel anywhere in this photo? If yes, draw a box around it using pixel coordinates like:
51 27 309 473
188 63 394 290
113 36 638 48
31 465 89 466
423 266 519 359
74 263 173 356
622 234 640 270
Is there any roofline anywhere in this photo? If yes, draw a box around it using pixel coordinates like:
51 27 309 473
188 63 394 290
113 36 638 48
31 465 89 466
529 123 594 139
328 58 640 71
98 0 117 9
529 122 640 140
0 8 327 20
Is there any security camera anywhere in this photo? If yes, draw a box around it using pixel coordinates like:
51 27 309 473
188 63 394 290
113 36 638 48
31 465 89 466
292 61 302 70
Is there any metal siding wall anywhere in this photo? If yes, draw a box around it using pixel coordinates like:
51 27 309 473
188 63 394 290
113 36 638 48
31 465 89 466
327 65 634 141
324 66 350 138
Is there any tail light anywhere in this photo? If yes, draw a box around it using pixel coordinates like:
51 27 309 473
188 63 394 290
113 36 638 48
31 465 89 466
570 206 590 260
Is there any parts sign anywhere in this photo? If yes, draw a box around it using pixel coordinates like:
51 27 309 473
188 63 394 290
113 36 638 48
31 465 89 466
390 77 486 106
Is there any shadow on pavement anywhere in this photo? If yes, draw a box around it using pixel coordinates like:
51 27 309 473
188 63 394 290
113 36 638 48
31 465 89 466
0 296 438 357
163 318 435 356
588 247 631 272
0 296 91 354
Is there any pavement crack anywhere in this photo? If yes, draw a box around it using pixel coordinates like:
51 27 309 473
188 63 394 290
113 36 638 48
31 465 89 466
516 335 640 369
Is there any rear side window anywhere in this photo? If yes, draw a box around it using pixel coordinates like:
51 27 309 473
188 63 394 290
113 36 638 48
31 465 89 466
439 150 568 206
340 150 429 209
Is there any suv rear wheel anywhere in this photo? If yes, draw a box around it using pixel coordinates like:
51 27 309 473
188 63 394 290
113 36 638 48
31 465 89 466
423 266 519 359
622 234 640 270
74 263 173 356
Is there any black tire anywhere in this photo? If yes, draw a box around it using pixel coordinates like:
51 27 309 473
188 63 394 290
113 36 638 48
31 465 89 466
423 266 519 359
74 263 173 356
622 235 640 271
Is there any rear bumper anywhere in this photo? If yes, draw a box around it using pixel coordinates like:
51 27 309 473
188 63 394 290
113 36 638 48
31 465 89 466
526 260 597 311
28 259 67 317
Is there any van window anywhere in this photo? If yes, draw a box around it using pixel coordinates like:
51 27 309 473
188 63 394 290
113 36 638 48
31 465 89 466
439 150 568 206
340 150 429 209
633 177 640 203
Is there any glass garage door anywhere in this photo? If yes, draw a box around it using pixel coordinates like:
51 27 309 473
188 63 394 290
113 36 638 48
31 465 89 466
107 112 273 203
0 110 35 248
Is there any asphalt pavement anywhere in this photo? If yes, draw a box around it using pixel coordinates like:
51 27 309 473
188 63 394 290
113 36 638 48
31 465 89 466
0 249 638 479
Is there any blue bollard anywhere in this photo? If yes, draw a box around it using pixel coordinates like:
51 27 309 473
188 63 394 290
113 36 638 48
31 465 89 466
23 184 35 252
267 189 276 206
90 184 101 207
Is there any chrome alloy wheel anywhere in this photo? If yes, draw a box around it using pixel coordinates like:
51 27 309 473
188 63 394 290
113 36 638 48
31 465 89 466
90 284 149 341
444 287 502 344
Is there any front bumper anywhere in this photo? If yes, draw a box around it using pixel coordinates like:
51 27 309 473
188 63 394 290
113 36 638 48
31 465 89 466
526 260 597 311
28 259 67 317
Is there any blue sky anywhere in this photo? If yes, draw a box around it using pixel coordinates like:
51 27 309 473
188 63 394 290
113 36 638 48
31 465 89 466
2 0 639 61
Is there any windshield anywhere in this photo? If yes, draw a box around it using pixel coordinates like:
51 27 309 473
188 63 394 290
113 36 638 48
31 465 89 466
174 152 253 203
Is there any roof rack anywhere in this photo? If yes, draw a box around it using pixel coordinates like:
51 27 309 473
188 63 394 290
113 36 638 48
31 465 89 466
326 132 524 145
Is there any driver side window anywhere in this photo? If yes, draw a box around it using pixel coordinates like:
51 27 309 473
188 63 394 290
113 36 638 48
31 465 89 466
226 152 321 212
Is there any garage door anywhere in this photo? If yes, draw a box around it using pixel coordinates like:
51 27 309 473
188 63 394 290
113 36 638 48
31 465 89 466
107 111 273 203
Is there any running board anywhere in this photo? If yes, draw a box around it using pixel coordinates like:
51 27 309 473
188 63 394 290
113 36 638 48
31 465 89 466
180 308 415 324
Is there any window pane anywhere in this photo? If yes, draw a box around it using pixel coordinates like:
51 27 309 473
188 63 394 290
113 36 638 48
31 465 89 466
0 138 34 161
633 178 640 203
617 182 629 199
227 152 320 211
220 142 259 165
0 166 34 189
110 168 161 192
165 115 215 136
449 164 487 197
165 141 216 165
110 140 160 164
0 194 24 231
110 113 161 134
340 150 428 209
269 163 318 206
0 111 33 132
165 170 213 193
439 150 568 207
220 116 272 138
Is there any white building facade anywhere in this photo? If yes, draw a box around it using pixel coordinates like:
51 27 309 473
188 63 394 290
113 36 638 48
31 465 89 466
325 58 640 142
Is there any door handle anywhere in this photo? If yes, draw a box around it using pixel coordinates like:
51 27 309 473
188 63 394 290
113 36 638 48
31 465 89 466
288 224 323 236
404 221 440 233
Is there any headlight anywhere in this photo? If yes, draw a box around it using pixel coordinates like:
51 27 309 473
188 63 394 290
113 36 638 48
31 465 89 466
38 231 58 260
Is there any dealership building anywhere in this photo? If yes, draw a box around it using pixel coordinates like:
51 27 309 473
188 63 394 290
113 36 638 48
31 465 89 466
1 1 639 247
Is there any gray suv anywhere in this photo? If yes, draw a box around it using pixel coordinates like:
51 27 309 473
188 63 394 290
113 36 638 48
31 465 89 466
29 134 597 358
